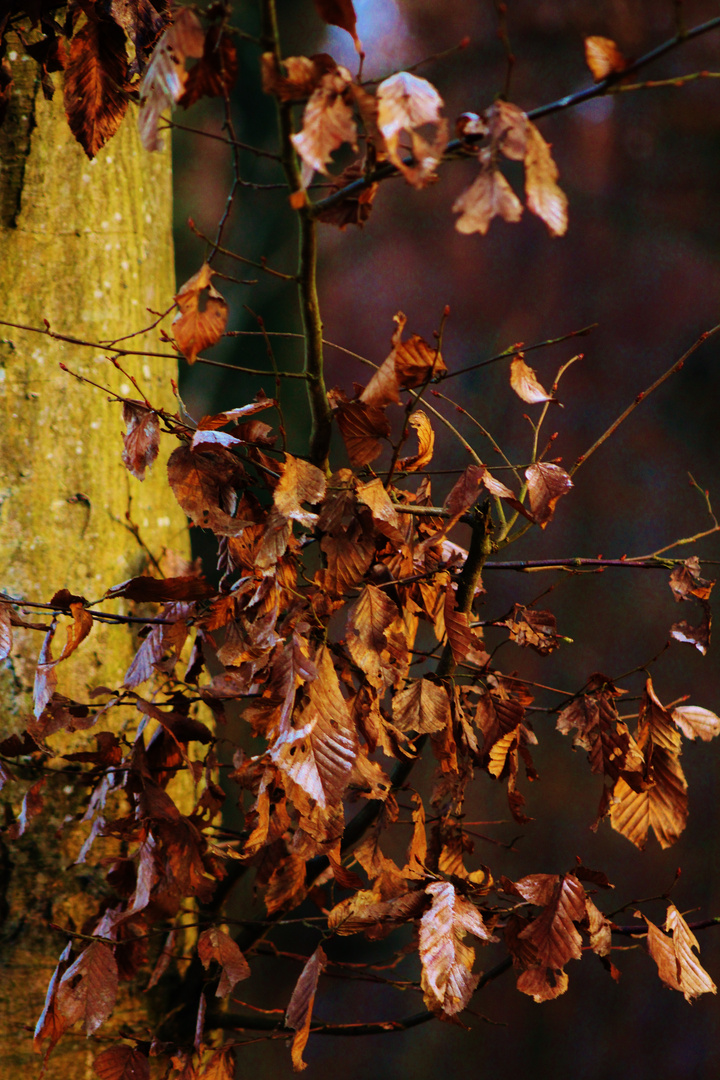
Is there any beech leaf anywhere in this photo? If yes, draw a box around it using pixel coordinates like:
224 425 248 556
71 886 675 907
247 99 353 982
393 678 451 734
197 927 251 997
138 7 205 151
672 705 720 742
398 411 435 472
377 71 446 186
173 262 228 365
584 36 627 81
524 462 573 527
93 1046 150 1080
121 402 160 480
453 150 523 235
64 13 129 158
510 353 554 403
524 121 568 237
286 946 327 1071
56 941 119 1036
644 904 717 1002
291 66 356 179
419 881 496 1018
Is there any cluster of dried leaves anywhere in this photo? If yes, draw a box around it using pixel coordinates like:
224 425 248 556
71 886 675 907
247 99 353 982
2 1 720 1076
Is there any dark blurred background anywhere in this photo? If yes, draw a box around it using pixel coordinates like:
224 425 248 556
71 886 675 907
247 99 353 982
173 1 720 1076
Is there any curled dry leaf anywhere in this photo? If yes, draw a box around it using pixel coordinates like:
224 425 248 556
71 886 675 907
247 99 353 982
510 353 554 404
453 148 523 235
487 100 528 160
672 705 720 742
0 602 12 662
55 942 119 1037
173 262 228 365
138 7 205 151
643 904 716 1002
333 397 390 465
178 26 238 109
121 401 160 480
669 556 714 602
376 71 447 187
291 66 356 180
670 604 711 655
286 945 327 1072
524 462 573 528
262 53 336 102
361 312 446 409
398 411 435 472
584 36 627 81
392 677 451 734
419 881 496 1018
524 121 568 237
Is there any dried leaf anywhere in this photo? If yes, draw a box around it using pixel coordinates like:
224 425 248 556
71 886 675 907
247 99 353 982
672 705 720 742
34 621 58 719
557 683 643 781
584 36 627 81
453 150 523 235
64 12 129 158
138 7 205 151
670 603 711 655
7 778 46 839
346 585 400 690
262 53 335 102
286 946 327 1072
398 411 434 472
0 602 12 661
313 0 362 52
377 71 446 186
669 556 714 602
274 454 327 527
360 313 446 408
173 263 228 365
291 66 356 178
105 575 213 603
93 1046 150 1080
524 462 573 527
488 100 528 160
644 904 717 1002
167 444 250 536
419 881 496 1018
121 402 160 480
200 1047 236 1080
393 678 451 734
328 890 424 936
510 353 553 403
524 121 568 237
505 604 559 655
55 942 119 1036
198 928 250 997
518 873 585 969
179 27 238 108
334 398 390 465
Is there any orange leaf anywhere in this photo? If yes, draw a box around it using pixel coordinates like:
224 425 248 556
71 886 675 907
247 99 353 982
510 353 554 403
93 1046 150 1080
453 150 523 235
398 411 435 472
392 677 451 734
644 904 716 1001
64 12 129 159
197 928 250 997
286 946 327 1071
138 7 205 151
584 36 627 81
173 263 228 365
524 462 573 527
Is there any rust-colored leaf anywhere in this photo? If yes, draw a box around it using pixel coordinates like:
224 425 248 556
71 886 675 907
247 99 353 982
198 928 250 997
121 401 160 480
505 604 559 655
518 873 585 969
313 0 362 52
173 263 228 365
557 681 643 782
291 66 356 179
179 27 238 108
274 454 326 527
64 12 129 158
346 585 400 690
286 946 327 1071
398 411 434 472
453 149 523 235
200 1047 236 1080
7 777 46 839
138 7 205 150
334 398 390 465
510 353 553 403
524 121 568 237
328 890 424 936
393 677 451 734
93 1046 150 1080
34 621 58 719
670 604 711 655
584 36 627 81
419 881 496 1018
55 941 119 1036
360 313 446 409
167 445 250 536
524 462 573 527
644 904 717 1002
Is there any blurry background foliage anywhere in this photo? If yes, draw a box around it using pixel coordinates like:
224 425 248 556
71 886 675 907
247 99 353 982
173 2 720 1077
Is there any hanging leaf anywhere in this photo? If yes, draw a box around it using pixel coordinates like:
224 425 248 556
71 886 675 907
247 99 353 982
419 881 497 1018
643 904 717 1002
398 411 435 472
55 942 119 1036
179 26 238 108
198 928 251 997
138 7 205 151
121 401 160 480
291 66 356 179
672 704 720 742
286 946 327 1072
173 262 228 365
0 602 13 662
524 462 573 527
313 0 362 53
510 353 554 404
584 36 627 81
392 677 451 734
668 556 714 602
453 149 523 235
376 71 447 188
93 1045 150 1080
333 397 390 465
64 11 129 158
524 121 568 237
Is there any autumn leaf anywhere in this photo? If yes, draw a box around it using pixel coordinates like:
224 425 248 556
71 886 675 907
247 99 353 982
517 873 585 969
524 462 573 527
398 411 435 472
34 620 58 719
556 678 643 782
313 0 362 53
644 904 717 1002
333 397 390 465
510 353 554 403
138 7 205 151
488 100 528 160
524 121 568 237
584 36 627 81
419 881 497 1018
6 777 46 839
93 1046 150 1080
291 66 356 180
393 677 451 734
328 890 424 936
179 27 238 108
200 1047 237 1080
346 585 400 690
376 71 447 187
670 607 711 655
198 928 250 997
121 401 160 480
167 444 251 536
173 263 228 365
286 946 327 1071
0 601 12 661
273 454 327 527
669 556 714 601
672 704 720 742
453 149 523 235
55 942 119 1036
505 604 560 654
262 53 335 102
64 11 129 158
610 679 688 849
360 312 446 409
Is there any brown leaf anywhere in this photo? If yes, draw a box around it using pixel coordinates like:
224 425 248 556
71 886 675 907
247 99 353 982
291 66 356 179
510 353 553 403
121 402 160 480
444 586 473 665
557 684 643 782
346 585 400 690
398 411 434 472
356 477 404 543
179 27 238 108
286 946 327 1072
0 602 12 661
272 646 357 808
262 53 335 102
34 621 58 719
34 942 73 1053
453 149 523 235
328 890 424 936
524 462 573 527
487 100 528 160
669 556 714 602
265 852 307 915
313 0 362 52
198 928 250 997
672 705 720 742
55 942 119 1036
644 904 717 1002
376 71 446 186
105 575 213 603
7 778 46 839
274 454 326 527
610 679 688 849
419 881 496 1018
94 1046 150 1080
393 678 451 734
444 464 485 517
524 121 568 237
584 36 627 81
360 312 446 409
138 7 205 151
200 1047 236 1080
516 964 569 1002
333 398 390 465
317 527 375 596
167 445 250 536
64 12 129 158
518 873 585 969
670 602 712 655
314 159 378 229
505 604 559 655
173 263 228 365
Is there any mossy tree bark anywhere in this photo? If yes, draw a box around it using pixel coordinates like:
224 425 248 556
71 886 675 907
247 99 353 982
0 50 188 1076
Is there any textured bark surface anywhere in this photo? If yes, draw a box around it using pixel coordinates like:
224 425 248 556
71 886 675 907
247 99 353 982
0 50 189 1075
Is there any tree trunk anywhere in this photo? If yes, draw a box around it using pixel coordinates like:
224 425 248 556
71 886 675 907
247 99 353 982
0 48 188 1076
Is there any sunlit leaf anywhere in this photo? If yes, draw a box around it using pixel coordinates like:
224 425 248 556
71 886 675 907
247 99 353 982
198 928 250 997
524 462 573 527
64 11 129 158
524 122 568 237
644 904 717 1002
510 353 553 403
173 262 228 365
584 36 627 81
